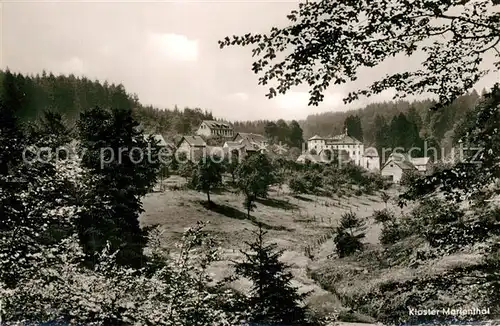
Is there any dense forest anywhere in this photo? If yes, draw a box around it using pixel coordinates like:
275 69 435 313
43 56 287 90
1 69 481 157
0 69 216 141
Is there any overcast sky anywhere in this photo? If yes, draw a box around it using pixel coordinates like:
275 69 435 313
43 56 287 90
1 1 498 121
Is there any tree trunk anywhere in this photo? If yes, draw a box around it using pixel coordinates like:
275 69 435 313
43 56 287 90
207 190 211 204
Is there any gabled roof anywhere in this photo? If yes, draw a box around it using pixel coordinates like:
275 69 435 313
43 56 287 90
325 134 362 144
382 158 417 171
224 141 243 147
234 132 267 144
308 135 324 141
202 120 233 130
410 157 431 166
308 133 362 144
178 135 206 147
224 140 259 152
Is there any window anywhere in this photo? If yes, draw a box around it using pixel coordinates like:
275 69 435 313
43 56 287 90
390 164 394 167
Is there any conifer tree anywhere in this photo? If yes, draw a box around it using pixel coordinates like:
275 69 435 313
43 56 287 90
333 212 366 258
234 223 310 325
27 110 73 150
76 106 161 268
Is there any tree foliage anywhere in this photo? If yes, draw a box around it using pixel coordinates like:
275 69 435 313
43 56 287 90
333 212 366 258
344 115 363 142
235 154 274 218
190 156 224 204
400 85 500 204
233 223 311 325
219 0 499 110
76 106 162 268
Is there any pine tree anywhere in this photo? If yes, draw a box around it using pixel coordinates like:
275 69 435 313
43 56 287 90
234 223 310 325
27 110 73 151
333 212 366 258
76 106 162 268
288 120 304 149
344 115 363 142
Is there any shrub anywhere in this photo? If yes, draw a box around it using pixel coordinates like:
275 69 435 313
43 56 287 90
289 176 308 194
289 171 322 194
333 212 366 258
372 209 395 224
379 222 405 245
399 169 421 186
410 198 464 235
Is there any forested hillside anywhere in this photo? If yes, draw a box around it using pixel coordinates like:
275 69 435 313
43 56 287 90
0 70 216 140
234 92 482 155
1 69 481 154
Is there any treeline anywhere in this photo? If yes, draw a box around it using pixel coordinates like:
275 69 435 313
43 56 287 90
0 69 216 140
302 92 481 151
1 68 481 155
233 92 481 155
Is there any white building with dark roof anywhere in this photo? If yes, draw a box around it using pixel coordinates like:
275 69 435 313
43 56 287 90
307 128 364 166
410 157 432 174
196 120 234 138
380 159 417 183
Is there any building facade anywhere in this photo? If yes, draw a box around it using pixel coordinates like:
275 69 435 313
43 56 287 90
307 130 364 166
380 159 417 183
196 120 234 138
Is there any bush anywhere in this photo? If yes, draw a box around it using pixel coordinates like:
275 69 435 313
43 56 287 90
333 212 366 258
399 169 421 186
379 222 404 245
372 209 394 224
410 198 464 235
289 176 308 194
289 171 322 194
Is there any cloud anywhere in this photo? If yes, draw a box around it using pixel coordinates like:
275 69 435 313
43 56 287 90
147 33 198 62
227 92 249 101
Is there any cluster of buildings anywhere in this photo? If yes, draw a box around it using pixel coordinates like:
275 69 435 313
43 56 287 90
300 128 433 183
150 120 435 184
150 120 271 163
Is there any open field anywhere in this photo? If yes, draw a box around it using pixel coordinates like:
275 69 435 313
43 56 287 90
140 176 400 320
